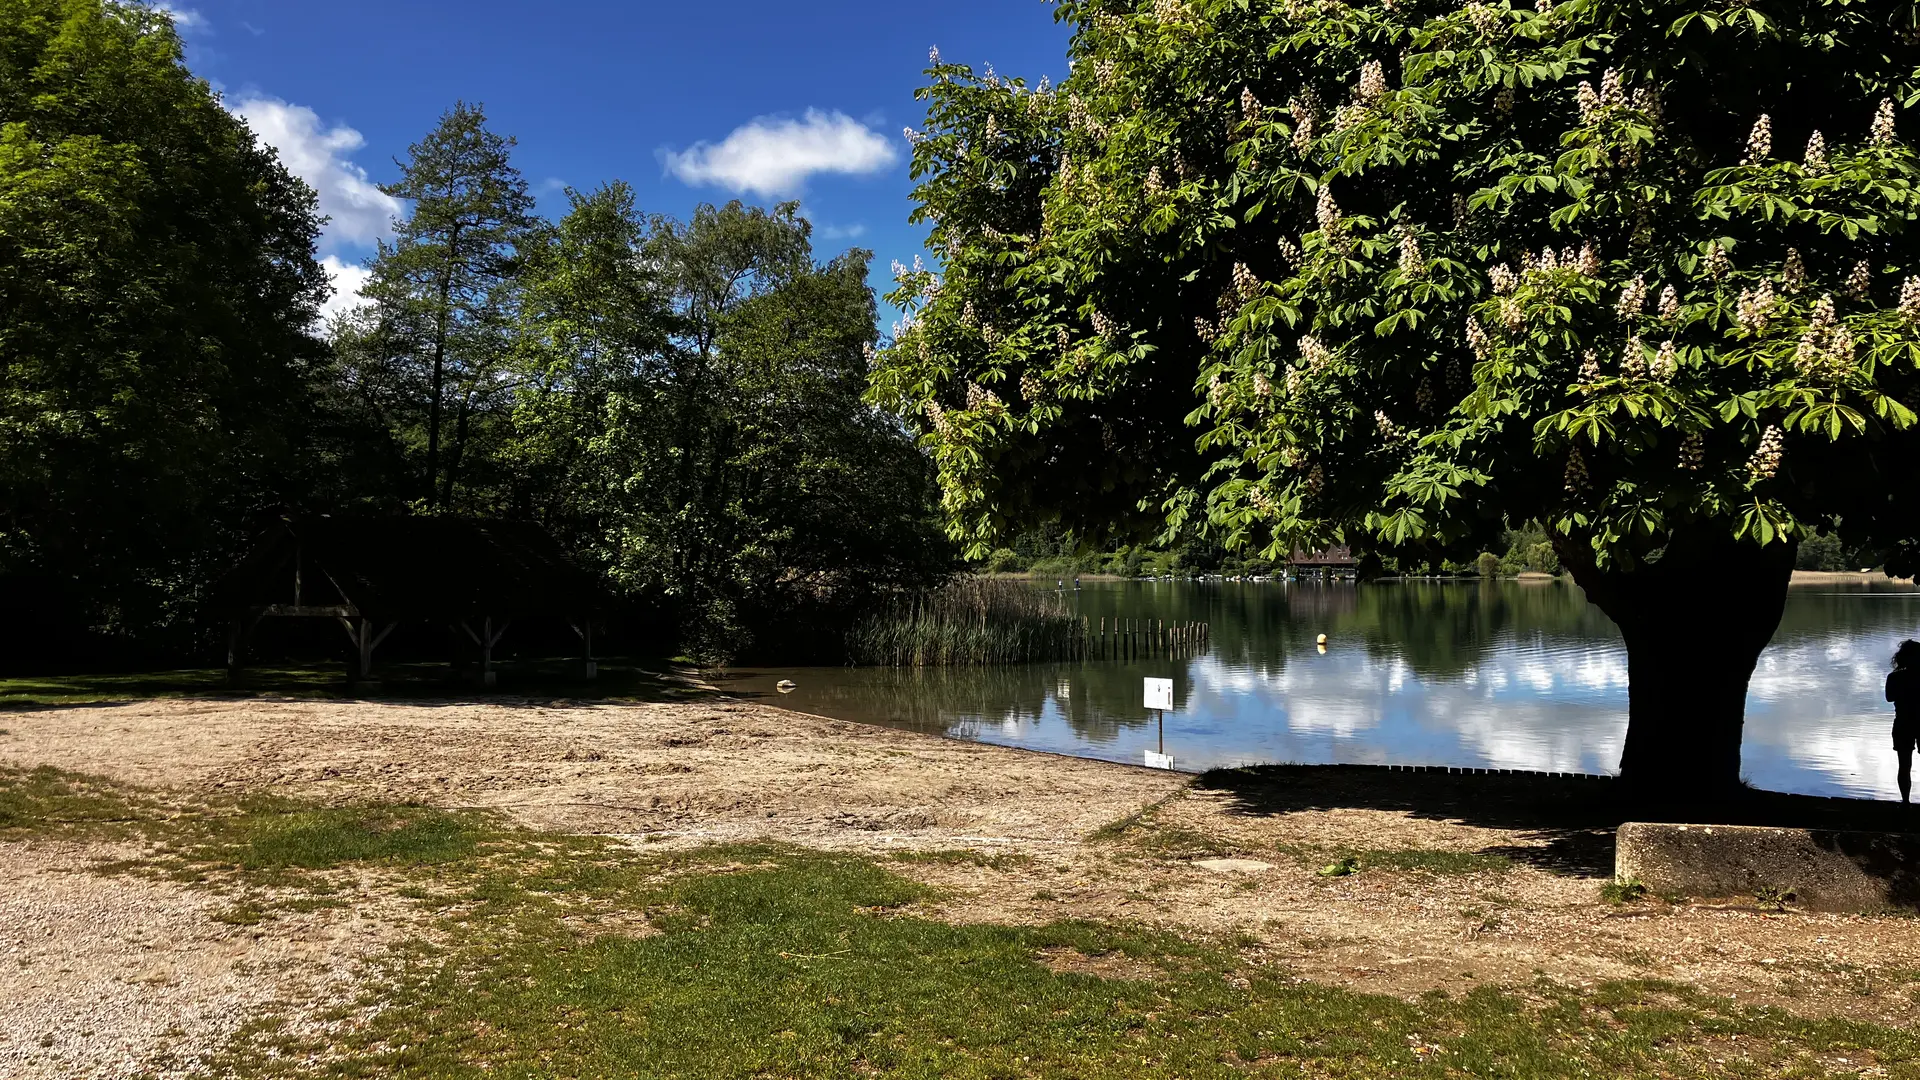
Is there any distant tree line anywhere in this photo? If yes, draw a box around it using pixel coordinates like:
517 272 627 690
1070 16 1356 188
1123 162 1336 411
0 1 950 668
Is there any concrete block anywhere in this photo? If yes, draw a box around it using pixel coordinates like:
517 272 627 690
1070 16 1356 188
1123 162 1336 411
1615 822 1920 912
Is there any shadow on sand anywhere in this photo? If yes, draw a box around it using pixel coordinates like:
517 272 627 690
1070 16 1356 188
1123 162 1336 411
1194 764 1920 884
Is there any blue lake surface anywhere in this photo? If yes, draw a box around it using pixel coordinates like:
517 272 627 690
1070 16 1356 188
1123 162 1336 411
720 579 1920 801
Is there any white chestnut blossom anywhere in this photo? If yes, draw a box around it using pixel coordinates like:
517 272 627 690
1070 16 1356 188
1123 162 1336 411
1871 98 1899 148
1232 261 1262 301
1736 280 1776 333
1398 229 1425 278
1783 249 1806 294
1465 3 1503 37
1290 89 1322 154
1564 448 1590 493
1355 60 1387 105
1575 81 1600 123
1804 131 1828 175
1315 184 1350 253
1794 295 1854 380
1241 87 1264 125
1500 297 1524 332
1680 431 1705 471
1748 425 1784 482
1847 260 1872 300
1620 335 1647 380
1742 115 1771 164
1901 275 1920 322
1616 274 1648 317
1651 339 1678 380
1466 316 1491 358
1705 242 1731 282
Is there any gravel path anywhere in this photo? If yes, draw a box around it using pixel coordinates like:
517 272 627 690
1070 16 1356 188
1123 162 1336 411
0 842 397 1079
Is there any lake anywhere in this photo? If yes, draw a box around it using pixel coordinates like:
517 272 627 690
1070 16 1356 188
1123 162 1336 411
718 578 1920 801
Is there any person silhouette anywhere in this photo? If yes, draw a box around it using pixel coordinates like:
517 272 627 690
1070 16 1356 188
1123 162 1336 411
1887 639 1920 804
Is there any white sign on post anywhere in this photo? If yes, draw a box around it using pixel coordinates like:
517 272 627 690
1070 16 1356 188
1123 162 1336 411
1143 677 1175 769
1143 677 1174 711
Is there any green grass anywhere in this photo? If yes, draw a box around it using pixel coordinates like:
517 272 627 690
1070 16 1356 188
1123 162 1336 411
0 657 704 708
210 805 488 871
211 846 1920 1079
7 767 1919 1078
1348 848 1514 875
888 848 1038 871
1603 878 1653 904
0 765 160 835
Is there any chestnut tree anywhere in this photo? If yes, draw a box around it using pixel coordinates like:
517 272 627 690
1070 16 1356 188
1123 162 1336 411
869 0 1920 792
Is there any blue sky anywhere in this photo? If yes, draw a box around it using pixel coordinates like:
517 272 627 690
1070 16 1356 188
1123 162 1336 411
153 0 1073 320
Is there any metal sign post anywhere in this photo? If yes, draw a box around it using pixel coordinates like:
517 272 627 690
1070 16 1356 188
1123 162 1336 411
1143 677 1175 770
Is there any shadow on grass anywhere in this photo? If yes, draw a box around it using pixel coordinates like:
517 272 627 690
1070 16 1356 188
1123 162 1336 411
0 657 713 710
1194 764 1920 879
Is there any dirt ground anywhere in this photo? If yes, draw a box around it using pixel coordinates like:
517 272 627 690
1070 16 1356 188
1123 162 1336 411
3 697 1918 1074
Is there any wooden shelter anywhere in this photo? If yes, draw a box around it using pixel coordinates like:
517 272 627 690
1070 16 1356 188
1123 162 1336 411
213 516 604 684
1288 545 1356 569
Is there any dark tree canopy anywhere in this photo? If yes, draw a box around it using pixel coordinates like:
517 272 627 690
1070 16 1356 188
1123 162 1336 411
510 195 953 658
0 0 327 643
872 0 1920 790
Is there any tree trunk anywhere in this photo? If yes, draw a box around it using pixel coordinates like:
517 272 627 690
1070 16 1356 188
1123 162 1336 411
1558 531 1796 800
425 224 463 509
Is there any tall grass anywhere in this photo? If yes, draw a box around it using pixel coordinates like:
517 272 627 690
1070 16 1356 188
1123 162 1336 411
845 578 1085 666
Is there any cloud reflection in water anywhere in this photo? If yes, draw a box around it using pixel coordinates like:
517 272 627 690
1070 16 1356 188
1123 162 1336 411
734 581 1920 801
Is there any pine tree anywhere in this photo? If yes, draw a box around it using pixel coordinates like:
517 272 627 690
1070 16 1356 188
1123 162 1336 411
346 102 533 510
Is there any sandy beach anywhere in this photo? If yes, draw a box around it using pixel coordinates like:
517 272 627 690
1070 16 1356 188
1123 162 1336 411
3 698 1918 1074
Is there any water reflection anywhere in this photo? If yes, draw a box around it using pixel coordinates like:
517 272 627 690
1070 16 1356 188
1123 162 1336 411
720 580 1920 801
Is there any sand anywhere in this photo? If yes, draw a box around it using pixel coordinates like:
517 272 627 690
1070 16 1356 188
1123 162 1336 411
2 697 1917 1073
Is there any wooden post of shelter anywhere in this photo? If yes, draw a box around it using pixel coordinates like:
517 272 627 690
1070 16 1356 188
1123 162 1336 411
461 617 511 687
571 618 597 680
338 615 395 684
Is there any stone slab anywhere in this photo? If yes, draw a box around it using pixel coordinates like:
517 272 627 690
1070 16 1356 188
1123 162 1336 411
1615 821 1920 912
1194 858 1275 874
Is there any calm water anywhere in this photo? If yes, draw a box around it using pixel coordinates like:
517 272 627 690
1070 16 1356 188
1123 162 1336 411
717 579 1920 801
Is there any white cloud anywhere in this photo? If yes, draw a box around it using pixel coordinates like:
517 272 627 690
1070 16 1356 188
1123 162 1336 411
662 109 898 197
229 96 401 248
153 3 205 29
320 256 372 321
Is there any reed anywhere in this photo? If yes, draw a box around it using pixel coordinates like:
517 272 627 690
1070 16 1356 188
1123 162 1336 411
845 578 1084 666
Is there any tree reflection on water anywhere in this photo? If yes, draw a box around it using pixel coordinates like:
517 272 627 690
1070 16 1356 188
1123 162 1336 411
721 579 1920 800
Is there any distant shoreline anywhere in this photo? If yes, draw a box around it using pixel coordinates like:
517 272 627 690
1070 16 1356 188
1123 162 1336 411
986 569 1912 586
1790 570 1912 585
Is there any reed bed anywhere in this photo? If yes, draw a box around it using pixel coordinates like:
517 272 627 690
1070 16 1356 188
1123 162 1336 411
845 578 1085 666
845 579 1210 667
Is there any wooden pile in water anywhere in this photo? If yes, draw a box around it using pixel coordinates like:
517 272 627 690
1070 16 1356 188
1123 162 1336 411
1086 616 1210 661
